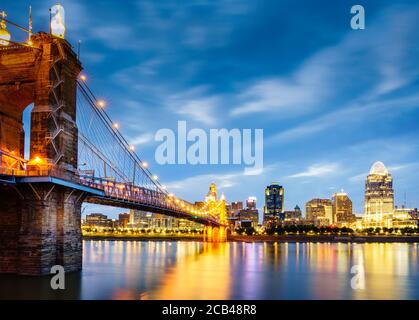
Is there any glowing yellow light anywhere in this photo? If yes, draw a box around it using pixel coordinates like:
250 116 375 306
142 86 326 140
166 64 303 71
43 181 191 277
152 175 158 181
79 74 87 82
97 100 106 108
112 123 119 129
34 156 41 163
161 185 167 190
142 162 148 169
27 40 33 46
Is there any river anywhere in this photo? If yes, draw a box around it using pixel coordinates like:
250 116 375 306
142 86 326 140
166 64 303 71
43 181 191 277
1 240 418 299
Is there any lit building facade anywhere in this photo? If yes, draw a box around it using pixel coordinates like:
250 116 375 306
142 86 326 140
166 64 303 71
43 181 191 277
305 198 333 226
263 183 284 225
364 162 394 228
231 201 243 216
246 197 257 210
332 192 356 225
84 213 113 228
237 208 259 228
283 205 303 226
392 207 418 229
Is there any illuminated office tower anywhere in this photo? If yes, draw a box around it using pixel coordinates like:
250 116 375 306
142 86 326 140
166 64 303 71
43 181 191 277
332 192 356 225
263 183 284 225
364 161 394 228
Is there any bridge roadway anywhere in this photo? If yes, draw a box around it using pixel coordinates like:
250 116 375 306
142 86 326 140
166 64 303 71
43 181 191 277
0 165 223 227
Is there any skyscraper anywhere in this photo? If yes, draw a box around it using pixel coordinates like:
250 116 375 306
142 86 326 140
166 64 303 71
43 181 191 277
332 192 356 225
263 183 284 225
364 161 394 228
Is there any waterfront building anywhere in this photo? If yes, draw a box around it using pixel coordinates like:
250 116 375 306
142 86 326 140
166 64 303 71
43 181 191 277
237 208 259 228
129 209 149 226
332 192 356 226
283 205 303 226
263 183 284 225
364 161 394 228
118 213 130 228
85 213 113 228
392 206 418 229
305 199 333 226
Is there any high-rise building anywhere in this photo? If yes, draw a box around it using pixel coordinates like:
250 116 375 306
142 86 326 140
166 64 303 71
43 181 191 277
263 183 284 225
332 192 356 225
364 161 394 228
246 197 257 210
305 199 333 226
231 201 243 216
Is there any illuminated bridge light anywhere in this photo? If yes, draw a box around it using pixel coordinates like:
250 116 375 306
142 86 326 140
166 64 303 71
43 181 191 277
152 175 158 181
97 100 106 108
79 74 87 82
112 122 119 129
129 145 135 151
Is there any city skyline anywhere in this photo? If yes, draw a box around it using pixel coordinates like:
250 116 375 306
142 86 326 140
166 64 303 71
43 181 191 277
3 0 419 219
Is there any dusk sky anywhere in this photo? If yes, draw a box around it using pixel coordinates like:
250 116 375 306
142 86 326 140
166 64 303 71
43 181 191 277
4 0 419 218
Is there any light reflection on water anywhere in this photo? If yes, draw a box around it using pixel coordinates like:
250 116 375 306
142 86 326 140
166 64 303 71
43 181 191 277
0 241 418 300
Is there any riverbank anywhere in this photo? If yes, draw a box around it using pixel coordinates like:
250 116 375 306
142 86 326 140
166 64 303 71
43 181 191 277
83 233 419 243
230 234 419 243
83 234 203 241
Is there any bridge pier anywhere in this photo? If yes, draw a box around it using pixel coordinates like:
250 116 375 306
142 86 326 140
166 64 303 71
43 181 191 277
203 225 228 242
0 183 84 275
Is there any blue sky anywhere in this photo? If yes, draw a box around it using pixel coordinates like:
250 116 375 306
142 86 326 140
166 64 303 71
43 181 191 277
4 0 419 218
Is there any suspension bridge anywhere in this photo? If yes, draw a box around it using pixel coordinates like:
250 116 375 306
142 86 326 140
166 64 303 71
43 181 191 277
0 10 227 275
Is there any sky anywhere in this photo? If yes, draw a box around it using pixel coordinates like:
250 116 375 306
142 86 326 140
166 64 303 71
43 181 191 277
4 0 419 218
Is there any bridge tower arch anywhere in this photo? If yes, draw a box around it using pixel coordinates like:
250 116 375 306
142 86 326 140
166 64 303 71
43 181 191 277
0 33 84 275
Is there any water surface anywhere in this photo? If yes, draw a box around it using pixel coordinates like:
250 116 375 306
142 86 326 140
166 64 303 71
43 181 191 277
1 240 418 300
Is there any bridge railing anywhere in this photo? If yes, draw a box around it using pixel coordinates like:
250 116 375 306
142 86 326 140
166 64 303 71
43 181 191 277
0 163 219 224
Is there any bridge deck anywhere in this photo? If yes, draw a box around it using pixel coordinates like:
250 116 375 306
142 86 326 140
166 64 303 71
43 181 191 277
0 168 223 227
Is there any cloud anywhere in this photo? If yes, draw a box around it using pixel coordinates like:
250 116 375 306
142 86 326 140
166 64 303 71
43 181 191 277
231 4 419 118
231 78 318 117
168 87 220 125
166 164 274 194
288 163 340 179
268 93 419 144
130 133 154 146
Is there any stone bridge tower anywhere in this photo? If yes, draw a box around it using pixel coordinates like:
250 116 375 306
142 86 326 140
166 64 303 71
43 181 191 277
203 183 228 242
0 32 84 275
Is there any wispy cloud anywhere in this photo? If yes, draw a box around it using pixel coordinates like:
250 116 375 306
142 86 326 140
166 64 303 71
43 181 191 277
168 87 220 125
231 77 319 117
288 163 340 179
268 94 419 144
130 133 154 146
